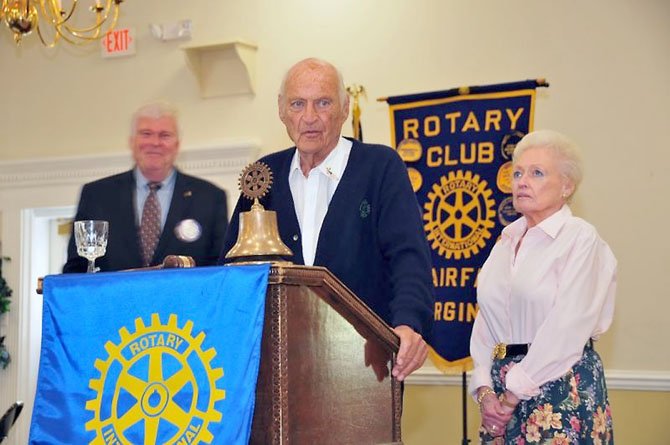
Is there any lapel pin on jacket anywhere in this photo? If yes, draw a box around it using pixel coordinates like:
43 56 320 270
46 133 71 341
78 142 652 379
183 190 192 197
359 199 371 218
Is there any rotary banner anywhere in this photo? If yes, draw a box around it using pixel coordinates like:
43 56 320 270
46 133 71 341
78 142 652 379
386 80 548 373
29 264 270 444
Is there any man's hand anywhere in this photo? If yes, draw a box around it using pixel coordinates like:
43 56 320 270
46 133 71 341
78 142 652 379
392 325 428 381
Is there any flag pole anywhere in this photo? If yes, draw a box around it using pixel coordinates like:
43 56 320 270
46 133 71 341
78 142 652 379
346 84 365 141
462 371 470 445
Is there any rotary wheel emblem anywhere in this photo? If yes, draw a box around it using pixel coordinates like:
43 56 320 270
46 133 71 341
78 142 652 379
423 170 496 259
85 313 225 444
239 162 273 201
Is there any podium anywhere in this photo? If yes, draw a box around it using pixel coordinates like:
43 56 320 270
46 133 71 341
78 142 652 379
33 262 402 444
251 264 402 445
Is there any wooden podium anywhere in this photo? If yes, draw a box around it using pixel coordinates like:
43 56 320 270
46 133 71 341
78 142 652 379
250 264 403 445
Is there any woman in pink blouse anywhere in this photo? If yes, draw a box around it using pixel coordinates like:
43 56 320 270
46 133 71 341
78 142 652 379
469 130 616 444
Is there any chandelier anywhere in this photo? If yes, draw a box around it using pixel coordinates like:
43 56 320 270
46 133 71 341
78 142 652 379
1 0 123 47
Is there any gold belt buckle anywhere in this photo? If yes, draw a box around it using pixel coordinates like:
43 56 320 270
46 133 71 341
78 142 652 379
493 343 507 360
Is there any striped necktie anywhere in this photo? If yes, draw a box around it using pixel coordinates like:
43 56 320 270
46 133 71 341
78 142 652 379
140 182 162 266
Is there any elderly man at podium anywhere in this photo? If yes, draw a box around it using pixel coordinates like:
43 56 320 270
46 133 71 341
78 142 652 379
222 57 434 381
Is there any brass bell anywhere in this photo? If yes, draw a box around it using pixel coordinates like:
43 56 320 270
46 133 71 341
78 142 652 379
225 201 293 262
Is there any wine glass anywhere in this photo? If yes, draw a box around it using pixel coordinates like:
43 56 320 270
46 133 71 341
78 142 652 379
74 220 109 273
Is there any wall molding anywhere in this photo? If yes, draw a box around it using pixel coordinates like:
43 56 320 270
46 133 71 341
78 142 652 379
0 139 260 188
406 366 670 392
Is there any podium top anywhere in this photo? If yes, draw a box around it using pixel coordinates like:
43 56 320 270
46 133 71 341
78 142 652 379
269 264 400 353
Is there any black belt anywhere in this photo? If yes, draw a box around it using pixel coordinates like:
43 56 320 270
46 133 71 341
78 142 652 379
493 339 594 360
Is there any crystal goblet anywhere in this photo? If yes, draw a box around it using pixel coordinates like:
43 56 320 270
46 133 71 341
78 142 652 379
74 220 109 273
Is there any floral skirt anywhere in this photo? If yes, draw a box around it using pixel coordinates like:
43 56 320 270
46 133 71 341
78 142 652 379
480 347 614 445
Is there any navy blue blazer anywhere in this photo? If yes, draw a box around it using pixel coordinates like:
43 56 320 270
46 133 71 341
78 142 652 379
64 169 228 272
222 140 434 337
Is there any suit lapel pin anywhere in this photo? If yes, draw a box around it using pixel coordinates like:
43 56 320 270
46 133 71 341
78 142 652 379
183 190 192 197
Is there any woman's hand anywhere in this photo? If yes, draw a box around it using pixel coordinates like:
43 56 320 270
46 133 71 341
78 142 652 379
477 387 513 437
499 391 519 416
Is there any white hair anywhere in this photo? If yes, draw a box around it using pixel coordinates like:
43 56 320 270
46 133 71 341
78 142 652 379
130 101 180 139
513 129 583 197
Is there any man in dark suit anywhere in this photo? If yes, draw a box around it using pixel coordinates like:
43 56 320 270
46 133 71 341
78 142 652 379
221 58 434 381
64 102 228 273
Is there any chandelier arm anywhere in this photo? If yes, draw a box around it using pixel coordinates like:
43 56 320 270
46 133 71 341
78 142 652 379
36 21 60 48
60 2 118 35
38 0 77 25
59 6 118 41
53 22 99 44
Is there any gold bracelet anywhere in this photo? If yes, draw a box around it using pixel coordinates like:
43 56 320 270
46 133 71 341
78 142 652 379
476 387 496 405
499 393 517 409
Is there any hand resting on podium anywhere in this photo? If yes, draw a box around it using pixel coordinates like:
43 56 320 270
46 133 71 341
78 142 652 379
391 325 428 381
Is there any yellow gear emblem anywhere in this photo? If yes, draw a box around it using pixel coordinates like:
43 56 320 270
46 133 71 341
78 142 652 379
423 170 496 259
85 313 225 444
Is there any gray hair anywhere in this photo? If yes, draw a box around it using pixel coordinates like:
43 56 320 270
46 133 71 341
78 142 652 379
130 101 180 139
513 129 583 197
278 58 347 105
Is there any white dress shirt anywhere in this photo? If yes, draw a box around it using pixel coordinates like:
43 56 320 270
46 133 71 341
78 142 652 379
469 205 617 400
289 137 352 266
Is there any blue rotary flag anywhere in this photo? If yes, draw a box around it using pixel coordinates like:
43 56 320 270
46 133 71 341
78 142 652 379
386 80 547 373
29 264 270 445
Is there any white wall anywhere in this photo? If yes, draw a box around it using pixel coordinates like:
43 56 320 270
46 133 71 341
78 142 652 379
0 0 668 441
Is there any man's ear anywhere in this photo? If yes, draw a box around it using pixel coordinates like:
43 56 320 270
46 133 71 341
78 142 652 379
278 95 286 123
342 94 350 120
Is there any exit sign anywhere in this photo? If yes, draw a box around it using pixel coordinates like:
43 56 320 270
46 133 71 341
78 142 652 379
101 27 136 58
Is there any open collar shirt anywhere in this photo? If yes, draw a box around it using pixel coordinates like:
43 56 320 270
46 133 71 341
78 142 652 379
469 204 617 399
288 137 352 266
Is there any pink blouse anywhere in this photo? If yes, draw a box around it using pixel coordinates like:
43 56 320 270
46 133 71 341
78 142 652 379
469 205 617 400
